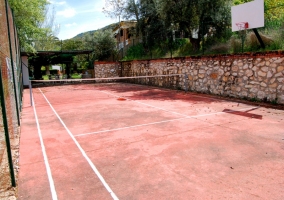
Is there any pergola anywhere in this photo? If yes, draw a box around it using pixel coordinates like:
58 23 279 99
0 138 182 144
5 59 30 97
21 50 93 80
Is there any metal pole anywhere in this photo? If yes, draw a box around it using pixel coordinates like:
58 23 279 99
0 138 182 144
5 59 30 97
29 80 33 106
0 63 16 187
5 0 20 126
253 28 265 49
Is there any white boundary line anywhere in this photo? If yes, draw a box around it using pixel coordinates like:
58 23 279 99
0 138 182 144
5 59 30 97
38 88 119 200
32 93 58 200
74 90 258 137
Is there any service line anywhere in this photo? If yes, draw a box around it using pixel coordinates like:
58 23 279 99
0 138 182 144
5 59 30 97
74 90 258 137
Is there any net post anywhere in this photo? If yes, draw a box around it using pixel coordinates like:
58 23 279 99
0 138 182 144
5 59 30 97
29 80 33 106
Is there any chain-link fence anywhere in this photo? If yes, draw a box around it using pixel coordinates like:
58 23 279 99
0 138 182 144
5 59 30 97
0 0 23 192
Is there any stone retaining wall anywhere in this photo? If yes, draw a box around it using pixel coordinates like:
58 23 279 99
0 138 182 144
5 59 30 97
94 61 121 78
94 52 284 104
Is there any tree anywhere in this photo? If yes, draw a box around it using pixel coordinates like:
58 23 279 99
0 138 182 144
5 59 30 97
157 0 232 52
8 0 51 52
103 0 126 20
92 30 117 61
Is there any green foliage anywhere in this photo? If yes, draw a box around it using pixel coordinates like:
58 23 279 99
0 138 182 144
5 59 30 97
176 40 194 56
124 43 145 60
62 39 84 51
8 0 50 51
92 30 117 61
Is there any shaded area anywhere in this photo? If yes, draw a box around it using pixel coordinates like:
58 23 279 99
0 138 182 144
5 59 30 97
96 83 220 104
223 108 262 120
21 50 93 80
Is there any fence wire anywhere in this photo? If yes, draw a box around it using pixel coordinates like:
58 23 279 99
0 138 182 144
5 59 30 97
0 0 23 191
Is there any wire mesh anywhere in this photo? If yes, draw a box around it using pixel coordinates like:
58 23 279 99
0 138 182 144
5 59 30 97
0 0 22 190
30 74 183 90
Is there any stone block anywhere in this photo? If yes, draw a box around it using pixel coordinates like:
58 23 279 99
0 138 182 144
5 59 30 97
257 91 266 99
269 83 278 88
243 64 248 69
245 70 253 77
277 78 284 83
222 76 228 82
278 95 284 104
261 66 269 72
257 61 265 67
245 85 253 89
210 73 218 79
250 87 258 94
267 71 273 78
232 65 239 71
275 72 283 77
277 66 284 73
260 82 267 87
273 58 284 64
258 71 267 77
198 74 205 78
270 78 276 84
252 66 258 71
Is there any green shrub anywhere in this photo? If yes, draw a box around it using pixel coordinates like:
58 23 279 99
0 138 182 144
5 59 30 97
124 43 145 60
207 43 230 54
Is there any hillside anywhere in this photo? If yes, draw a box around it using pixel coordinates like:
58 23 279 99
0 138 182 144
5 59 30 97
73 22 119 39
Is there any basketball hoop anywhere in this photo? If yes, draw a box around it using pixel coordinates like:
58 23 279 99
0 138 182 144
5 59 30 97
236 22 249 53
236 22 249 31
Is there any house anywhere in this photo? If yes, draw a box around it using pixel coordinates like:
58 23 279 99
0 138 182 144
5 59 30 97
113 21 138 50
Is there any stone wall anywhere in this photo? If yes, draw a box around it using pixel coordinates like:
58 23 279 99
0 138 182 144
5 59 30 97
94 51 284 104
94 61 121 78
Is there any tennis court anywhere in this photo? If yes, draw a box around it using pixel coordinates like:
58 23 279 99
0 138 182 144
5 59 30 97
18 81 284 199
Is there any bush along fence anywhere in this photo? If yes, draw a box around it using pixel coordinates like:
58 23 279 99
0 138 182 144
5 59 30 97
94 51 284 104
0 0 23 191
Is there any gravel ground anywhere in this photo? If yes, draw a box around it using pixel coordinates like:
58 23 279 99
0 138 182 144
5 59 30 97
0 132 20 200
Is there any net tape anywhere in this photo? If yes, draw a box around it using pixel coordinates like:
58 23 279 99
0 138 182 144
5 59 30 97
31 74 181 82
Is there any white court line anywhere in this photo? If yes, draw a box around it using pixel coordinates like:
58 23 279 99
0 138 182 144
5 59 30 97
32 93 58 200
38 89 119 200
75 117 188 137
74 90 258 137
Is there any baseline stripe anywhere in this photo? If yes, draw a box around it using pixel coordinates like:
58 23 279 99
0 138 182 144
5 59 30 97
38 89 119 200
32 93 58 200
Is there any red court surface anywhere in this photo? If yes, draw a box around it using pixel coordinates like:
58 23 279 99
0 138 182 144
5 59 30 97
18 83 284 200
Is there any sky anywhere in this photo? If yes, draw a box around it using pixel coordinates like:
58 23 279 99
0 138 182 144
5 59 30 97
48 0 118 40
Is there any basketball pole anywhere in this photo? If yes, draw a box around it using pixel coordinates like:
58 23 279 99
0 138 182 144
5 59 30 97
252 29 265 49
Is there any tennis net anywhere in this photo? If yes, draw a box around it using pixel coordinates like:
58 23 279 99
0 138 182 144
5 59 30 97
30 74 184 90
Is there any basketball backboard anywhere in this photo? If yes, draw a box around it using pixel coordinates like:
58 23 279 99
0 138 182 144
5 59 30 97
231 0 264 32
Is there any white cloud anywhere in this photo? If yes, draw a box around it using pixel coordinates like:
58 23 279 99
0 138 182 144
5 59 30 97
65 23 77 28
55 0 118 40
57 8 76 18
